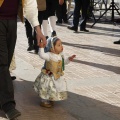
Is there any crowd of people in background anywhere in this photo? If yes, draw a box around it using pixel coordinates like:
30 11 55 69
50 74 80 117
25 0 92 54
25 0 120 55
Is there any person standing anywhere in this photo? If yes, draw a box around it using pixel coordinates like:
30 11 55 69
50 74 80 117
42 0 58 39
0 0 46 119
25 0 46 54
56 0 68 24
68 0 90 32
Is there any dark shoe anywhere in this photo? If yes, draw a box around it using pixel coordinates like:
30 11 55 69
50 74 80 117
46 36 49 40
63 20 68 24
5 109 21 120
40 102 52 108
114 40 120 44
56 20 62 25
67 26 78 32
11 76 16 81
34 49 39 54
51 31 57 37
80 29 89 32
49 101 54 106
27 45 34 51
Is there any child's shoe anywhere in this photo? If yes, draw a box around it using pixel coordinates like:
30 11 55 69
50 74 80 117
49 101 54 106
51 31 57 37
40 102 52 108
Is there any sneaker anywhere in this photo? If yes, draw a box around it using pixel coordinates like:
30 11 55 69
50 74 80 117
5 109 21 120
51 31 57 37
114 40 120 44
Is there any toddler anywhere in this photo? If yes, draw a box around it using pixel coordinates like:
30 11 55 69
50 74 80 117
34 37 76 108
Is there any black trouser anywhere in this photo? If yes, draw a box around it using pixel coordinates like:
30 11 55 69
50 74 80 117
25 10 45 51
73 0 90 29
0 19 17 108
24 18 33 46
56 0 67 22
43 0 58 20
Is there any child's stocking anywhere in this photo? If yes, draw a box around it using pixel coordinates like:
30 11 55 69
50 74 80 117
48 16 56 32
42 20 48 37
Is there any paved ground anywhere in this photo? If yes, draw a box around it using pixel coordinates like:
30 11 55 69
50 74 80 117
0 15 120 120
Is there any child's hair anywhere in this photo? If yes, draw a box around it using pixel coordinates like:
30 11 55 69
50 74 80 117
45 37 60 52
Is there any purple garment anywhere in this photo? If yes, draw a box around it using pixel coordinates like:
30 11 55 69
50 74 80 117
0 0 19 19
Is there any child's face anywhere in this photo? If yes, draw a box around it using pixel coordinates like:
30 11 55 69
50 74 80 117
54 39 63 54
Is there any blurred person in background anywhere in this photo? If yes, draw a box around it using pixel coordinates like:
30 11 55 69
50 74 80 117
42 0 64 39
68 0 90 32
25 0 46 54
56 0 68 24
0 0 46 119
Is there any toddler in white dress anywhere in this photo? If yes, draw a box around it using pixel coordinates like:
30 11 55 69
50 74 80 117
34 37 76 108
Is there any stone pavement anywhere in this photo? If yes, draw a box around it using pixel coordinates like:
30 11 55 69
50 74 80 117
0 18 120 120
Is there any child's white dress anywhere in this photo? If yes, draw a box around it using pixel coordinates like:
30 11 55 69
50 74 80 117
33 48 70 101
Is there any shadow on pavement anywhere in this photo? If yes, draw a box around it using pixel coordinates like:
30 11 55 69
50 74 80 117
90 25 120 33
63 42 120 57
73 59 120 74
1 80 120 120
83 31 120 37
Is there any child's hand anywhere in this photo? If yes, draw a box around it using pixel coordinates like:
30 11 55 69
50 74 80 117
38 40 45 48
69 55 76 61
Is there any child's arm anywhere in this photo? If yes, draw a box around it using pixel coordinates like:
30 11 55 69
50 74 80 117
39 48 50 61
61 52 76 65
38 41 50 61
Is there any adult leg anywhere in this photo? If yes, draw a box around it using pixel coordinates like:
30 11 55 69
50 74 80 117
42 0 49 38
24 18 34 51
80 0 90 31
67 0 81 31
56 1 63 24
0 19 21 119
62 0 68 23
73 0 81 29
48 0 57 36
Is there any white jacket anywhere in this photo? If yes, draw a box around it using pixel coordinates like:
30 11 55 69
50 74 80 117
23 0 39 27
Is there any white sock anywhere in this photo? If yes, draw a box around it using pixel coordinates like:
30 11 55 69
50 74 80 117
42 20 48 37
48 16 56 32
